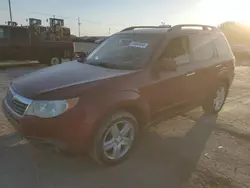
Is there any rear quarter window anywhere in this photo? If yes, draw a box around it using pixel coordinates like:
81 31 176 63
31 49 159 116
213 34 231 57
189 34 214 61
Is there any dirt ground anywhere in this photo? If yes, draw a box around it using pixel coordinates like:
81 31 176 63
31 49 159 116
0 63 250 188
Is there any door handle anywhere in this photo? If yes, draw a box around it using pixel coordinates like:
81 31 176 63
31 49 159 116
186 72 195 76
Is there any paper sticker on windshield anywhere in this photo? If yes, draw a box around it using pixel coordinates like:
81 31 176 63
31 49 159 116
129 42 148 48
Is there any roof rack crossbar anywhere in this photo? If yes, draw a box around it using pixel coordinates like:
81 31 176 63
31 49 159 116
120 25 171 32
170 24 219 31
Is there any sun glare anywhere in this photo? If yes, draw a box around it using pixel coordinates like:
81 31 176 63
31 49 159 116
195 0 250 26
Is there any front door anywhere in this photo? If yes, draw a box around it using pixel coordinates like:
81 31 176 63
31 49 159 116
149 36 194 115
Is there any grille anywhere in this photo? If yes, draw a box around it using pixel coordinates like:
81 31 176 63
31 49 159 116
5 87 31 116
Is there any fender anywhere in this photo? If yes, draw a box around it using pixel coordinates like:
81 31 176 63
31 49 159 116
88 90 151 131
113 90 151 122
217 67 229 80
217 66 234 86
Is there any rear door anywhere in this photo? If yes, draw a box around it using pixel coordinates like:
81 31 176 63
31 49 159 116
187 33 217 105
213 34 235 84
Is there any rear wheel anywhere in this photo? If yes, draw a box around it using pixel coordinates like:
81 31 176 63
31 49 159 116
202 82 228 114
49 57 62 66
90 111 139 165
38 56 62 66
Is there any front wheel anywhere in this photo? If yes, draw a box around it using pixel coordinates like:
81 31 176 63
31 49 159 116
202 82 228 114
90 111 139 165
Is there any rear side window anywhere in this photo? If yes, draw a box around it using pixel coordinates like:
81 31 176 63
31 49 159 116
213 35 230 56
190 34 214 61
161 36 190 65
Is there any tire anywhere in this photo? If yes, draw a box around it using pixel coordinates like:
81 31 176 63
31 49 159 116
202 81 229 114
48 57 62 66
90 111 139 165
38 57 61 66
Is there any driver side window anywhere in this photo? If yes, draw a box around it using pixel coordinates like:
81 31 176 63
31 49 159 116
161 36 190 65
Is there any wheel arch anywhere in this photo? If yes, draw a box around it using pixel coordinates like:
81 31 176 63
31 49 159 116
92 90 151 132
220 77 230 87
218 69 231 89
116 104 150 129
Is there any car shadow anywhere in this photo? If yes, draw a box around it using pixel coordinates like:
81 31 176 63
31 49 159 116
0 114 217 188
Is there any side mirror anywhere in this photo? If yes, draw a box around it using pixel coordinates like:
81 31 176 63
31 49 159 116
158 58 177 71
76 52 87 62
79 52 87 58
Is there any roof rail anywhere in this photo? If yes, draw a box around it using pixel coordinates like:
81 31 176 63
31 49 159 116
169 24 219 32
120 25 171 32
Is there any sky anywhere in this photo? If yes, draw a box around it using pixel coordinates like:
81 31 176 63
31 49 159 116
0 0 249 36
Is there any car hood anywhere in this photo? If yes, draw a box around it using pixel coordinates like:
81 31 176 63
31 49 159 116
11 61 136 99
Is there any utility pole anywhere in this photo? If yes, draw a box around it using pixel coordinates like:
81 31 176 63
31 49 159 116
8 0 13 25
77 17 81 37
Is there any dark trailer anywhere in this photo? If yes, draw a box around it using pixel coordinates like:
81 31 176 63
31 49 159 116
0 25 74 66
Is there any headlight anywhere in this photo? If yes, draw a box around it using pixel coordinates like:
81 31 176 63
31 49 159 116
25 98 79 118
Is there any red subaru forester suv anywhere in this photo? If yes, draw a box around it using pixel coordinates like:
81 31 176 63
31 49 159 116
2 24 235 165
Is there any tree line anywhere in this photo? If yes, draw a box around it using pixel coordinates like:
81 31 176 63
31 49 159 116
218 22 250 46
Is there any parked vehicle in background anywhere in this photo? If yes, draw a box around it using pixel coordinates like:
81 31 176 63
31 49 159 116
73 41 99 58
0 18 76 66
231 45 250 65
2 24 235 165
73 36 107 58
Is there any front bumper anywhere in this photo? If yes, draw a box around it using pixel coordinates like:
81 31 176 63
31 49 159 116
2 98 93 152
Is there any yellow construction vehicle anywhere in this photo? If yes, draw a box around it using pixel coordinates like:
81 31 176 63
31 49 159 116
27 18 47 37
48 18 71 41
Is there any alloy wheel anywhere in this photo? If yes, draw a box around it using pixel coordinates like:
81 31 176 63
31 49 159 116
213 86 226 111
103 121 134 160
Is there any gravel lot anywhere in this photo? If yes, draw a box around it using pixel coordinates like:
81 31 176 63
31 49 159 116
0 63 250 188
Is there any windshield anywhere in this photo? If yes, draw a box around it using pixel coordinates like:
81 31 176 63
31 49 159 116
85 34 162 70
